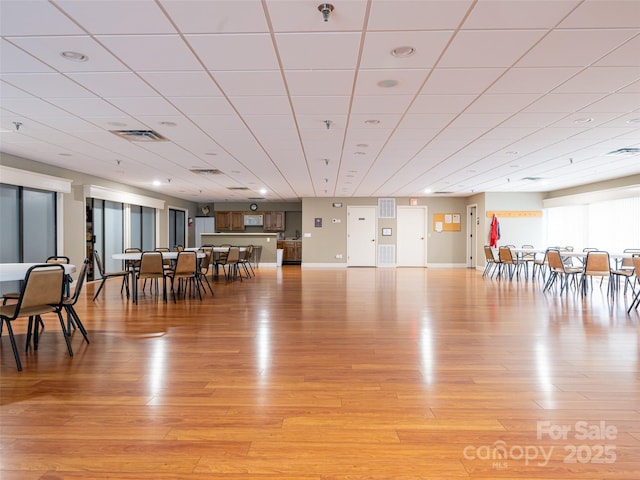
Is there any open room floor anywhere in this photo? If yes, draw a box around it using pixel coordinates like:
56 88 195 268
1 266 639 479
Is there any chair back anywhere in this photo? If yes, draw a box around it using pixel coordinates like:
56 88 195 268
174 245 185 252
632 255 640 277
66 258 90 305
174 251 197 275
498 246 514 264
243 245 254 261
584 251 611 277
47 255 70 264
546 249 564 272
199 248 213 273
621 249 640 268
94 251 106 276
18 264 65 314
139 251 165 277
484 246 497 263
226 247 240 263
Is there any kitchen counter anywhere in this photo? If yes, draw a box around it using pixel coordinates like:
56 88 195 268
200 232 278 264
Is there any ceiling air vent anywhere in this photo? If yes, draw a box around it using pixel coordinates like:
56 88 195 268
110 130 167 142
227 186 249 191
248 197 265 200
190 168 222 175
522 177 543 181
607 148 640 156
434 191 453 194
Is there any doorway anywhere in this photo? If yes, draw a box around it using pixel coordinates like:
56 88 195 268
347 206 377 267
397 206 428 267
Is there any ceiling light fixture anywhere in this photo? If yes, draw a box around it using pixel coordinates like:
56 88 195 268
317 3 334 22
574 117 594 124
391 46 416 58
365 119 380 125
60 51 88 62
377 79 399 88
356 143 368 148
626 118 640 124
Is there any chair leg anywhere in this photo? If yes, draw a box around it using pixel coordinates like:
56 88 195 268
65 306 90 344
3 319 23 371
56 311 74 358
92 278 107 301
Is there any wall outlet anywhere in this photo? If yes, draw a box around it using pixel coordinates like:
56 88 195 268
332 218 341 223
335 253 343 259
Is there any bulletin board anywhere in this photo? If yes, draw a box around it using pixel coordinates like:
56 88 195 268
433 212 461 232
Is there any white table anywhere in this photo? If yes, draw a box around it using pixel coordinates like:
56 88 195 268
0 263 76 282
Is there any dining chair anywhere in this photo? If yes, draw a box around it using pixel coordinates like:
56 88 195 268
239 245 255 278
498 246 522 280
520 245 536 278
482 246 499 278
62 258 91 344
580 251 612 297
543 249 583 294
626 256 640 314
92 251 130 301
0 264 72 371
220 247 242 282
197 247 214 295
532 249 549 281
611 249 640 295
135 251 167 303
166 251 201 303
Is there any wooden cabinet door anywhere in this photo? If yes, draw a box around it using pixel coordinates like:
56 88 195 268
264 211 285 231
215 211 231 230
230 212 245 231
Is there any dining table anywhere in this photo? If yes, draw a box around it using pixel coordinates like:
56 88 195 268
0 262 76 283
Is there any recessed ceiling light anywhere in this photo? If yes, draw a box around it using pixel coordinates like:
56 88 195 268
626 118 640 124
354 151 366 155
356 143 368 148
205 152 217 156
377 79 399 88
60 51 88 62
365 119 380 125
423 188 432 194
505 151 519 155
391 46 415 57
159 121 176 127
574 117 594 124
58 153 72 157
153 180 162 186
259 188 267 195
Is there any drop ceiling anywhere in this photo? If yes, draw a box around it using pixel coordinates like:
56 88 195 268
1 0 639 203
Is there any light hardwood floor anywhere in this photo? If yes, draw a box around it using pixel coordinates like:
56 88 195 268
1 266 639 479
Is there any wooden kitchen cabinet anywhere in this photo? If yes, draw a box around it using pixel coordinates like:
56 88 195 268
278 240 301 263
215 211 245 231
264 211 285 231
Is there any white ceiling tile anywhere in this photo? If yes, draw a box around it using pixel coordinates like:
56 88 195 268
47 98 126 117
97 35 202 71
276 32 361 70
1 39 55 74
422 68 505 94
186 34 279 71
66 72 158 98
56 0 176 34
291 96 350 115
524 93 607 113
169 97 236 116
138 71 222 97
213 71 286 96
398 113 457 130
517 29 638 67
0 1 84 35
351 95 413 114
552 66 640 94
368 1 473 30
488 67 582 94
595 34 640 67
440 30 546 68
464 0 580 29
230 96 292 115
161 0 268 33
560 1 640 28
1 73 95 98
106 97 181 117
410 95 476 114
285 70 354 96
465 93 542 114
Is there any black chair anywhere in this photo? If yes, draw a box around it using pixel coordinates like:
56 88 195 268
92 251 130 301
62 258 91 343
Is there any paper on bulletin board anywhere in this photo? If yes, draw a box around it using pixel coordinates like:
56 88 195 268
435 221 443 232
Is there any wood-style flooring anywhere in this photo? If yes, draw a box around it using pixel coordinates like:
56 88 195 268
1 266 639 479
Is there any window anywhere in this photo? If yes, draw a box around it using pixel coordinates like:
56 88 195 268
169 208 186 250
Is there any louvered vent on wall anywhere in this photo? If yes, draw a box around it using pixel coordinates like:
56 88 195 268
378 198 395 218
378 245 396 266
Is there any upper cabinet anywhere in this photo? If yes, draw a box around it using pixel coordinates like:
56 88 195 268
263 211 285 231
215 211 245 231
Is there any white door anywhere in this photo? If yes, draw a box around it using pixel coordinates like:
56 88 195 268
347 206 377 266
397 206 428 267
